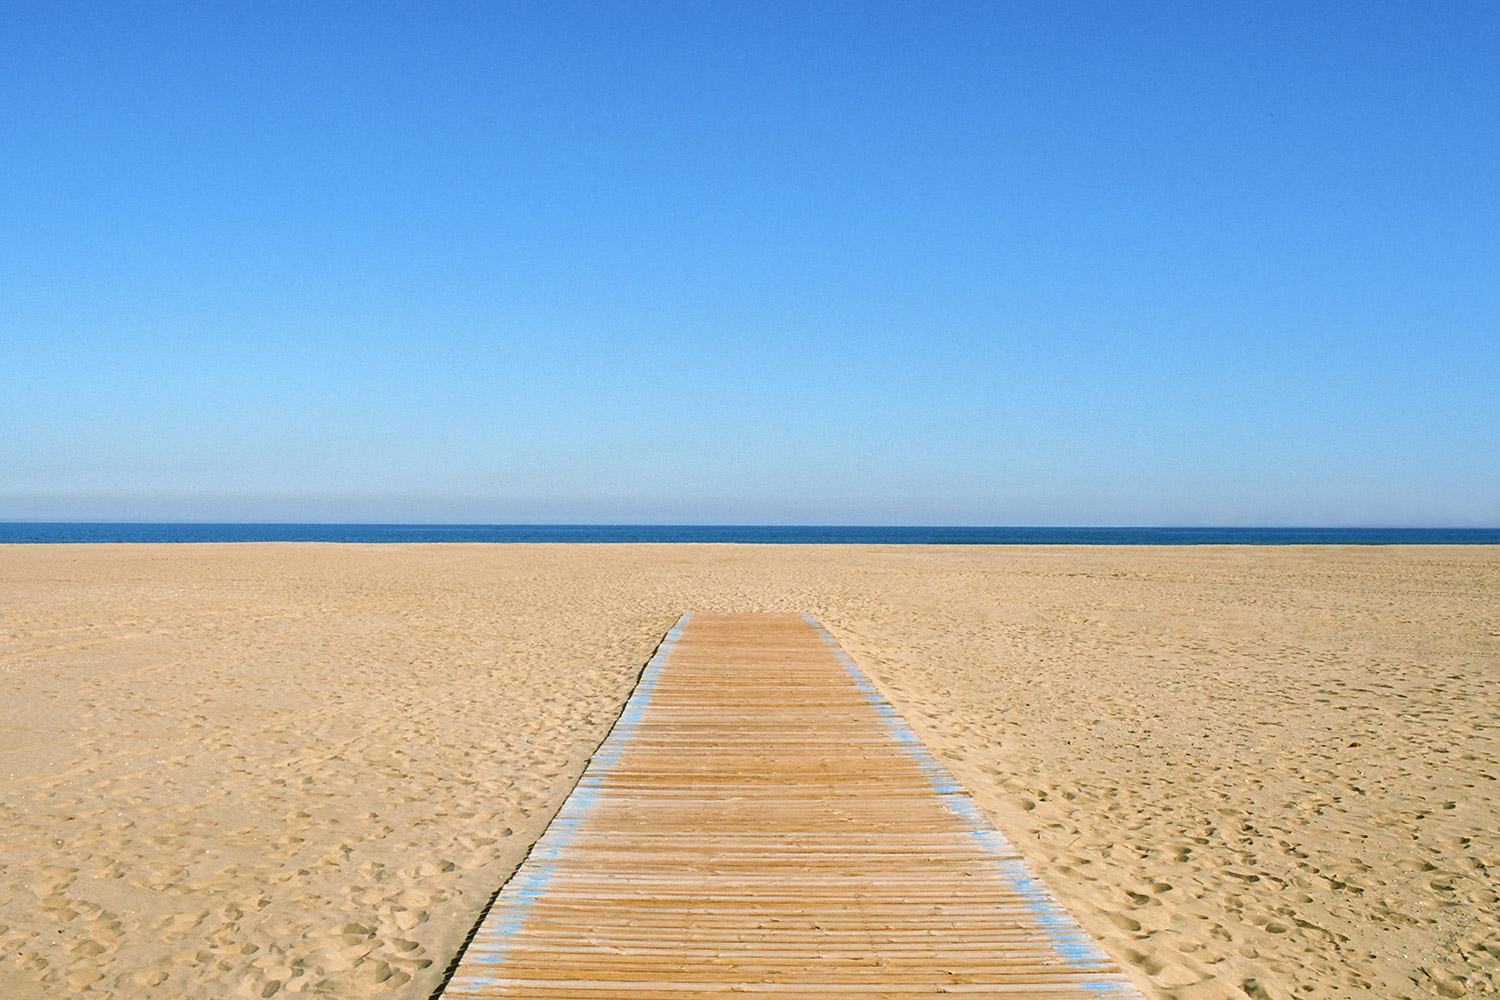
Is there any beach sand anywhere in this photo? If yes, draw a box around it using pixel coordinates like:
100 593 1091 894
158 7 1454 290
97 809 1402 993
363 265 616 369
1 544 1496 999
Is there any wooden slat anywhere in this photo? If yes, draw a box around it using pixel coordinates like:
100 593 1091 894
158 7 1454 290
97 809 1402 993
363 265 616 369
440 612 1143 999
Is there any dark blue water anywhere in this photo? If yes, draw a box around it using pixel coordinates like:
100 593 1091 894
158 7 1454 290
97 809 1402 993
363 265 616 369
1 523 1496 544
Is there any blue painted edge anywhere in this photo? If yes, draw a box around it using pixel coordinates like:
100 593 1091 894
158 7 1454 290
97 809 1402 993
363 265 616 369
799 613 1141 996
442 612 693 987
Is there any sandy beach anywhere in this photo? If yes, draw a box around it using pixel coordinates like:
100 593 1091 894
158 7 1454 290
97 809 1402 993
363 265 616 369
1 544 1496 1000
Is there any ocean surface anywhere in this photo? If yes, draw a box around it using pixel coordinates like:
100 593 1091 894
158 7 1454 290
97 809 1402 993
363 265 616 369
2 524 1497 544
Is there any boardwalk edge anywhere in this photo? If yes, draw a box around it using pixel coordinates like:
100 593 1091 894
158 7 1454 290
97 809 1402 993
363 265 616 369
431 612 693 998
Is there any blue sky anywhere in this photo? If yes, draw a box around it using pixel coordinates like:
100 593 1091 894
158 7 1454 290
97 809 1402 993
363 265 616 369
3 1 1497 525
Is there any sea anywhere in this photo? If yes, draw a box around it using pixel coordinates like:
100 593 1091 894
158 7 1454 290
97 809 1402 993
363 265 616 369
1 524 1496 544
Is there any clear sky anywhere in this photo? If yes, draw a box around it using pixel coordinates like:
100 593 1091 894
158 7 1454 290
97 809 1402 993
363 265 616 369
3 1 1497 525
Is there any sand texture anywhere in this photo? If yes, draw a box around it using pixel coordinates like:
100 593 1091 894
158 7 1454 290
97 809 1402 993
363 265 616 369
1 544 1496 1000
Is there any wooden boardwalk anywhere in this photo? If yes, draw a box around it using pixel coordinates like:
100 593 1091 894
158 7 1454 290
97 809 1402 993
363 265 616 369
441 612 1143 999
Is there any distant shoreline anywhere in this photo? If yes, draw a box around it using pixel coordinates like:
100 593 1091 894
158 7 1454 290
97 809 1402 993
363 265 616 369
2 523 1498 544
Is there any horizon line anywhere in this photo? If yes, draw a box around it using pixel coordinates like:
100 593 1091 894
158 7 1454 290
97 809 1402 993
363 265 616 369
4 521 1498 531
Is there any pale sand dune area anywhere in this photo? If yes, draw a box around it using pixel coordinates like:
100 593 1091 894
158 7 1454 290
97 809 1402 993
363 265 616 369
1 544 1496 1000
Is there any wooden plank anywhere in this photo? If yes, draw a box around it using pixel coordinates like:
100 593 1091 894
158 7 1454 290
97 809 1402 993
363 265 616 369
438 612 1143 999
